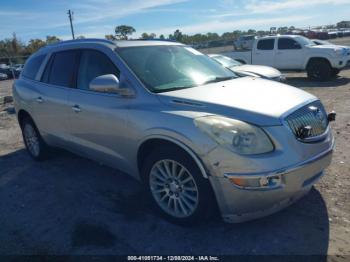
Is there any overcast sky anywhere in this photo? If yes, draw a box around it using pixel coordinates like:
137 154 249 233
1 0 350 42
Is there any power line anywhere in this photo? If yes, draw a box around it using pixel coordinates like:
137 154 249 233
67 9 75 40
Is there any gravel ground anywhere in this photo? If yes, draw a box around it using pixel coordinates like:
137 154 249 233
0 67 350 258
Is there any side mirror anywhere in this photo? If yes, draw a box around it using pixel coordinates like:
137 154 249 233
294 43 302 49
89 74 134 97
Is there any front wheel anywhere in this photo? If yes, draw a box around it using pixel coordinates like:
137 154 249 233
141 147 216 225
307 60 332 81
331 68 340 77
21 118 49 161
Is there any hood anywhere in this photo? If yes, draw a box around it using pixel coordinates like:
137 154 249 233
157 77 316 126
309 44 349 52
231 64 281 79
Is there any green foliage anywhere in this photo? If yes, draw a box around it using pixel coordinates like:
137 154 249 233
114 25 136 40
25 39 46 54
105 34 116 41
141 32 156 39
46 35 61 44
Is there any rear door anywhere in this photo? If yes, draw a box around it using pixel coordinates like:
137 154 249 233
252 38 275 66
67 49 131 170
274 37 304 69
33 50 79 145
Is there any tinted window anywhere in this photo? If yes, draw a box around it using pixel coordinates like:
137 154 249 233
47 50 79 87
257 39 274 50
77 50 120 90
22 54 46 80
243 36 254 40
278 38 301 50
41 55 53 83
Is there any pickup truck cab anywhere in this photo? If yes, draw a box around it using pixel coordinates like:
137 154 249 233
226 35 350 81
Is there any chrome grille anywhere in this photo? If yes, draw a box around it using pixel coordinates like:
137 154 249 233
285 101 328 140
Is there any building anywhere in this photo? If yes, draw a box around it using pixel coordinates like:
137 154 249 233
337 21 350 28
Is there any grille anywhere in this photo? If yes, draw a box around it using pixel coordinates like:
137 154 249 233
285 101 328 140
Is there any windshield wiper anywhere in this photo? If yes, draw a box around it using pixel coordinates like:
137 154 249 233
153 86 194 93
202 76 235 85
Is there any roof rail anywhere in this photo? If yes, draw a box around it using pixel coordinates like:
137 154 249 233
43 38 116 48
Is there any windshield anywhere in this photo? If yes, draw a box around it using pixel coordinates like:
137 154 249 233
297 36 316 46
117 45 237 93
211 55 242 68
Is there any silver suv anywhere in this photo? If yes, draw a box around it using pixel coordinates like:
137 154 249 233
13 39 335 224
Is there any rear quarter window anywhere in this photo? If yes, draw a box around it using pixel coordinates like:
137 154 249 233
22 54 46 80
257 39 275 50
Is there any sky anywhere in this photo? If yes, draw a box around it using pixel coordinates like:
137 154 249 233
1 0 350 42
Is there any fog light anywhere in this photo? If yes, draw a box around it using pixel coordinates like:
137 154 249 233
226 174 282 189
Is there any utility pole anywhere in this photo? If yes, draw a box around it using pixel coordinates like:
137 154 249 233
67 9 75 39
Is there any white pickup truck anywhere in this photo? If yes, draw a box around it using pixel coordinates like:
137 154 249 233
225 35 350 81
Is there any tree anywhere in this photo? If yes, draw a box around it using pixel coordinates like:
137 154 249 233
25 39 46 54
46 35 61 44
105 34 116 41
76 35 85 39
115 25 136 40
11 33 23 55
173 29 183 42
141 32 156 39
159 34 165 40
141 33 149 39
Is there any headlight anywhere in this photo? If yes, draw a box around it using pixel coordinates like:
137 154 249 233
334 48 347 57
194 116 274 155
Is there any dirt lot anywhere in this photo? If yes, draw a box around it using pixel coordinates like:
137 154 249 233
1 67 350 258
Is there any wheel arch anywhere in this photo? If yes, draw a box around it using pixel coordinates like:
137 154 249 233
305 57 332 69
17 109 34 128
137 136 209 179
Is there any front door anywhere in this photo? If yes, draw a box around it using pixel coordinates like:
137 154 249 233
274 37 304 70
68 49 132 171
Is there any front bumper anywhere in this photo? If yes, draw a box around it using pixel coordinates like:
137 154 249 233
333 57 350 69
207 137 334 223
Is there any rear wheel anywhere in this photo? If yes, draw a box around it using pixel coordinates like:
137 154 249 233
141 146 216 225
307 59 332 81
21 118 49 161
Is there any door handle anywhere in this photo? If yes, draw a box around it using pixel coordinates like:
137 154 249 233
36 97 43 103
72 105 81 113
276 52 282 55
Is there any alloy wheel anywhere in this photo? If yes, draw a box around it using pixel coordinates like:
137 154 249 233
149 159 199 218
23 124 40 157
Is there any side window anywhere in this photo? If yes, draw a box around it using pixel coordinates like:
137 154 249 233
257 39 274 50
22 54 46 80
41 55 54 83
77 50 120 91
46 50 79 87
278 38 301 50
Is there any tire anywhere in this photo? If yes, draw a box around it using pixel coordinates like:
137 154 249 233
331 68 340 77
141 146 216 225
21 117 49 161
307 59 332 81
